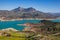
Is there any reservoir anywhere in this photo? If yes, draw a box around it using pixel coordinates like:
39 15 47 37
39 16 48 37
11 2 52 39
0 19 60 30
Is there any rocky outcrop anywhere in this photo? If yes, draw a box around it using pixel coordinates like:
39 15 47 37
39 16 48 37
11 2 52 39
1 28 18 31
23 20 60 34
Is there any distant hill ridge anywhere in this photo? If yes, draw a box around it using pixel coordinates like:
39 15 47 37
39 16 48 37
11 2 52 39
0 7 60 19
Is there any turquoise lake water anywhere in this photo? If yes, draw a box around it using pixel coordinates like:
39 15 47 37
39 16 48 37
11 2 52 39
0 20 60 30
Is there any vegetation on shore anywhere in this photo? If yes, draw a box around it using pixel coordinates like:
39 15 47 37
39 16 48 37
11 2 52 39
23 20 60 40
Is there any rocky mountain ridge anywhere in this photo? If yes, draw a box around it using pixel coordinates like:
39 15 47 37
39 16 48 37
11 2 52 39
0 7 60 20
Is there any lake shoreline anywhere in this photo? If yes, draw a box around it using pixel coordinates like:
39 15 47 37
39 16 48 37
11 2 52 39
0 18 56 21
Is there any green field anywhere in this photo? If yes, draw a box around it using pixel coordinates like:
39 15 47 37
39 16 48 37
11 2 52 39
0 31 35 40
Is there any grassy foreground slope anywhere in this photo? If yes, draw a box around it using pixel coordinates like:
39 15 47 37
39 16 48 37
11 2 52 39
0 36 27 40
0 31 35 40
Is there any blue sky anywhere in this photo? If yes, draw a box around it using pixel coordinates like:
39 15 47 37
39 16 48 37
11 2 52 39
0 0 60 13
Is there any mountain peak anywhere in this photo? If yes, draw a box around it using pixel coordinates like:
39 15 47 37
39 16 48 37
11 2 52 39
16 7 24 9
27 7 35 10
24 7 36 12
12 7 36 12
12 7 24 12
